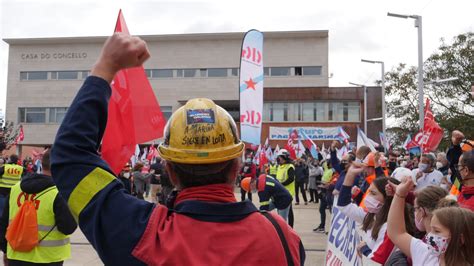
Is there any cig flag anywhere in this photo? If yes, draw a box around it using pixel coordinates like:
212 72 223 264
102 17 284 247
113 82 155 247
101 10 167 174
239 30 264 145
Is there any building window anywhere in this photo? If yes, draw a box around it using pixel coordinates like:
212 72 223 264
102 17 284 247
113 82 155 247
264 67 270 76
82 71 90 79
161 106 173 120
49 107 68 123
58 71 78 80
270 67 290 76
200 69 207 77
145 69 152 78
315 102 326 121
302 102 315 121
208 68 228 77
231 68 239 76
177 69 196 78
295 67 303 76
152 69 173 78
20 71 48 81
270 103 288 122
303 66 322 76
346 102 360 122
18 108 46 123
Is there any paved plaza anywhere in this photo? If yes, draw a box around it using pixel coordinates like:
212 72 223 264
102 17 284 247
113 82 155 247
63 191 330 265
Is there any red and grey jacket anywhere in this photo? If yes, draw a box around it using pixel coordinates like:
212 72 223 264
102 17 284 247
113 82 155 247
51 76 305 265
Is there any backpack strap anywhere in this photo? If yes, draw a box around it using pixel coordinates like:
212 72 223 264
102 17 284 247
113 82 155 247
260 211 295 266
34 186 58 243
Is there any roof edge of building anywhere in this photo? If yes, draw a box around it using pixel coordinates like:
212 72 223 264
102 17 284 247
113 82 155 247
3 30 328 45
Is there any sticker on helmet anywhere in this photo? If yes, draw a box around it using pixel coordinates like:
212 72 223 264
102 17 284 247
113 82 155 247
186 109 215 125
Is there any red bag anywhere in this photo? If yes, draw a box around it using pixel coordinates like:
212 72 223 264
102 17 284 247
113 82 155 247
6 199 38 252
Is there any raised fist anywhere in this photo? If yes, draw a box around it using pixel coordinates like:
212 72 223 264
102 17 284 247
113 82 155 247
92 33 150 82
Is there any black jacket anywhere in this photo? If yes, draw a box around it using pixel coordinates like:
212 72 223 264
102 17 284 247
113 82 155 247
0 173 78 252
294 164 308 183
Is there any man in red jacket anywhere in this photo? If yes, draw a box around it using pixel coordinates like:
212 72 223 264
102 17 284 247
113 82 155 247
457 150 474 211
50 33 305 265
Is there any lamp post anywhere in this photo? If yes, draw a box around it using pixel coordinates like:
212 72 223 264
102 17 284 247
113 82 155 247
349 82 367 133
388 12 424 129
361 59 386 151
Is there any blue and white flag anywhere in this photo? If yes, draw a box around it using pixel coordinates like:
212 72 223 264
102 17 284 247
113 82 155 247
239 30 264 145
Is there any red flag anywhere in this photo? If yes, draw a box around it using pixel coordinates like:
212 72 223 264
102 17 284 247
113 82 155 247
406 99 443 152
101 10 167 174
421 99 443 152
15 125 24 144
284 129 298 160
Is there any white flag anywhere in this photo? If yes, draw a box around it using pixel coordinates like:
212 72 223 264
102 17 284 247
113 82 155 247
239 30 264 145
357 127 377 152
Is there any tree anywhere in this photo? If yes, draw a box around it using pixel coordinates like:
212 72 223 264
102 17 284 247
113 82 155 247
384 32 474 151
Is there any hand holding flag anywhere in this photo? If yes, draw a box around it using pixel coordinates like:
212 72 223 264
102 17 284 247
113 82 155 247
100 10 167 174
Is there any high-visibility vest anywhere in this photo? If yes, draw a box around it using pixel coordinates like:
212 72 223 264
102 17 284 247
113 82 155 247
276 164 295 196
269 165 278 175
0 164 23 188
7 184 71 263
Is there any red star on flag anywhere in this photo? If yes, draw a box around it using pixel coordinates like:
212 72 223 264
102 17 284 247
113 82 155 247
245 78 257 90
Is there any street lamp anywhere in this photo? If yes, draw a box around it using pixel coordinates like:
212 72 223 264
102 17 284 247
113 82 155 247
349 82 368 133
425 77 459 85
388 12 424 129
361 59 386 151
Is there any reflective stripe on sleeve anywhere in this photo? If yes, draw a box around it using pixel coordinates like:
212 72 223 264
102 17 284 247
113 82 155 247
260 201 270 206
265 182 275 187
68 167 115 220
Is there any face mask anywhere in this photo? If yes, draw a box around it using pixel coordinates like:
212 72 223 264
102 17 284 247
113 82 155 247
436 162 443 169
426 232 449 255
415 209 426 232
246 158 252 163
418 163 429 173
123 172 130 179
364 195 382 214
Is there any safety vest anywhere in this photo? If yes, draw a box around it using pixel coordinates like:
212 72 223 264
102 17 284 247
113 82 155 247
0 164 23 188
7 184 71 263
269 165 278 175
276 164 295 196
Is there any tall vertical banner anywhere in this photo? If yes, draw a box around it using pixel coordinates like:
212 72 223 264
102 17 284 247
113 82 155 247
239 30 264 145
102 10 167 174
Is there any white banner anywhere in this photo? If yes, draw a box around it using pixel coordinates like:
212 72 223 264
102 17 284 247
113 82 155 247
269 127 342 140
325 200 363 266
239 30 264 145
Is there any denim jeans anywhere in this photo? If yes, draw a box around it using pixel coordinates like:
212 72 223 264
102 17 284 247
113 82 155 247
270 202 290 222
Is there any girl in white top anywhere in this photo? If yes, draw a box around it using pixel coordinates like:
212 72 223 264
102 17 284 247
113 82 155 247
337 162 415 264
387 178 474 266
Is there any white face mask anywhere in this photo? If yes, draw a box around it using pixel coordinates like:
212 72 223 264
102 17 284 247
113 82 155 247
123 172 130 179
426 232 449 255
436 162 443 169
418 163 429 173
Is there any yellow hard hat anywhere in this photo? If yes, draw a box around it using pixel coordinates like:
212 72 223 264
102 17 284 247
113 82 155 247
158 98 245 164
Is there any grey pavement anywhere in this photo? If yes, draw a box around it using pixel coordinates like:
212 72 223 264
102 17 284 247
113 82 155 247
63 191 330 265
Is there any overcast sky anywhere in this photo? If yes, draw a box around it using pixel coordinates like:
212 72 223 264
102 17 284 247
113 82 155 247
1 0 473 115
